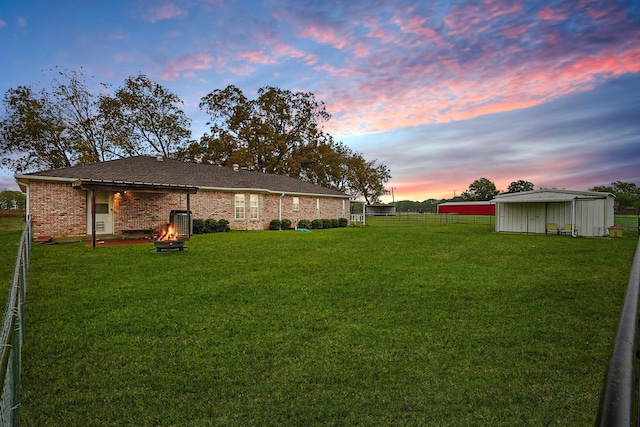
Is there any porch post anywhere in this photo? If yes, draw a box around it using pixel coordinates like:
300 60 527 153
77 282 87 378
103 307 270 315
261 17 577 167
91 190 97 248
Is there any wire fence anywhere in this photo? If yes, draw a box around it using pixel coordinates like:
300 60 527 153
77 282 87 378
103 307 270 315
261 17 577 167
364 213 639 236
365 213 495 228
0 216 31 427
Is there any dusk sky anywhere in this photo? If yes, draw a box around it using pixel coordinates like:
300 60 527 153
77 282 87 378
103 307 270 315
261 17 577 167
1 0 639 201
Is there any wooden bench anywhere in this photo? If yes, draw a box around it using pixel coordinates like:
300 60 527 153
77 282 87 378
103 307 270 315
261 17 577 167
121 229 153 235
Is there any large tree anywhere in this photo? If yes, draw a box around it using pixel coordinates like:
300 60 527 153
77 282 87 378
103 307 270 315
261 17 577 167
1 70 191 173
181 85 390 199
507 180 534 193
461 177 500 201
1 83 75 172
99 74 191 157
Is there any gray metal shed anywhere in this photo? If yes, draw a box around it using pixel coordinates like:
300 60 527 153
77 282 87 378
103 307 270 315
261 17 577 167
493 189 615 237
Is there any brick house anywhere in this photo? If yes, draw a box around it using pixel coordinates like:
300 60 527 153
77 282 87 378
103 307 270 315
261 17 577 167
15 155 351 240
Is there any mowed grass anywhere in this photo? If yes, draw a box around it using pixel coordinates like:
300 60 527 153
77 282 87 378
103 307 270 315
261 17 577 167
17 221 638 426
0 215 27 295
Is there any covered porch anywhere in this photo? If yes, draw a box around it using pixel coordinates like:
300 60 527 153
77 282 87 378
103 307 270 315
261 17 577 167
73 179 198 248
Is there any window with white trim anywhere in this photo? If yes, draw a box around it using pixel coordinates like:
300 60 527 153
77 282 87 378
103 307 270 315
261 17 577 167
235 194 245 220
250 194 259 220
292 196 299 211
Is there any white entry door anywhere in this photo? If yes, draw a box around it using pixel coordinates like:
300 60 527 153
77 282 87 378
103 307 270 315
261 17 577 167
89 192 113 234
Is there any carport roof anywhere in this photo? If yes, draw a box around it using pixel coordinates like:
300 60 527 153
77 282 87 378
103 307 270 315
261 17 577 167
493 189 614 203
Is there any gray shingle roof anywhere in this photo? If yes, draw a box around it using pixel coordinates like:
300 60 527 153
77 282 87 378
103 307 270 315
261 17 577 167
19 156 349 197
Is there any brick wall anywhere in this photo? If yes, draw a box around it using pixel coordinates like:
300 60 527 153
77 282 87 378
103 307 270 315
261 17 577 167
29 181 86 238
28 181 349 238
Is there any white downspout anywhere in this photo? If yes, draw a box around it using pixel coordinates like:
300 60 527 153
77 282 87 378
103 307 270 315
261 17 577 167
571 198 577 237
25 185 30 218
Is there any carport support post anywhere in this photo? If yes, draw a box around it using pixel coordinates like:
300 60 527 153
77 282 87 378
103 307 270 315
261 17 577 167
91 190 97 249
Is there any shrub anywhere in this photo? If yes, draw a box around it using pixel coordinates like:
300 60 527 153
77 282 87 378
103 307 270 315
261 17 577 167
331 218 339 228
311 219 324 229
204 218 218 233
281 218 292 230
322 218 332 229
338 217 348 227
216 219 230 232
297 219 311 229
192 219 205 234
270 219 282 230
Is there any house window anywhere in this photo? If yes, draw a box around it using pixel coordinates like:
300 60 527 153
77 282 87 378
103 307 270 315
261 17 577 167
292 197 299 211
95 192 109 214
235 194 245 220
250 194 259 220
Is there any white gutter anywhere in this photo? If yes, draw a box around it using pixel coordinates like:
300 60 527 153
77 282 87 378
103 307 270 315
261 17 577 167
197 185 350 198
14 174 77 183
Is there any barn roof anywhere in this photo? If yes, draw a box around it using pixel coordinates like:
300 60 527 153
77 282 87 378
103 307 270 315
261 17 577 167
493 189 614 203
438 201 494 206
15 155 350 198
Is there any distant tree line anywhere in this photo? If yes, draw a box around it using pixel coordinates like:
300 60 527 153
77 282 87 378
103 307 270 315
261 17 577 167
0 189 25 210
0 69 390 203
590 181 640 212
394 178 639 213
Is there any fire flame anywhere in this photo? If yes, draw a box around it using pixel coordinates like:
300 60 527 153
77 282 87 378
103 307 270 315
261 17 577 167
157 224 178 241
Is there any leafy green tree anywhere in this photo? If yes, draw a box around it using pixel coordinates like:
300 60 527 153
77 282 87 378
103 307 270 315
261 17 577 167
461 177 500 201
591 181 640 211
0 69 120 173
0 190 26 210
99 75 191 158
0 84 73 172
184 85 329 175
507 180 534 193
345 154 391 204
1 70 191 174
181 85 390 198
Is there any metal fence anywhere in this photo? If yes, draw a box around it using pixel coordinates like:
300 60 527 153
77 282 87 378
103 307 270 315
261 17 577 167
596 237 640 426
0 216 31 426
366 212 495 227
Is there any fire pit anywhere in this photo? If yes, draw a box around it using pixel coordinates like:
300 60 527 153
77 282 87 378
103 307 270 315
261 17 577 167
153 238 187 252
152 222 188 253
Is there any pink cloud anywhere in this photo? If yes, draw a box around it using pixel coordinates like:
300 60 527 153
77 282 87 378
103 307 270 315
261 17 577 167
297 24 349 50
239 49 274 65
162 52 218 80
0 19 6 28
483 0 523 20
17 17 26 28
272 42 318 65
502 23 528 39
538 8 570 21
148 3 188 23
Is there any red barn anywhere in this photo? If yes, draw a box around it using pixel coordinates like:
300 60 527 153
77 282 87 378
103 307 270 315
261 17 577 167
437 201 495 215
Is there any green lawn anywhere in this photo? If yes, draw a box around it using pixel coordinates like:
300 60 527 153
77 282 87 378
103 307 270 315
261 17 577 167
15 222 639 425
